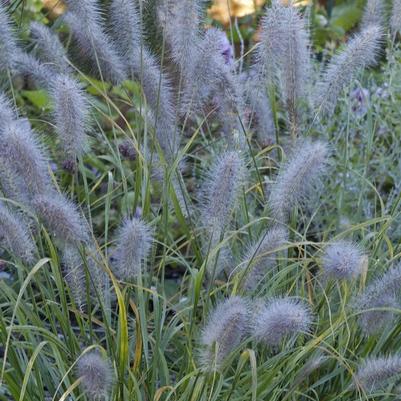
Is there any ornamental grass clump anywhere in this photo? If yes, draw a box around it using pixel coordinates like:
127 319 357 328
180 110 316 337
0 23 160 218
0 1 400 400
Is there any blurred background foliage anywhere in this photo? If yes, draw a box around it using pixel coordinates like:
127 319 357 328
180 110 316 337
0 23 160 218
6 0 384 52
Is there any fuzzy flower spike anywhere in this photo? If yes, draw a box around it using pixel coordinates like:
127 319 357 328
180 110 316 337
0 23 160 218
322 240 366 281
111 217 153 281
313 25 383 118
254 297 313 347
200 296 249 371
77 350 113 401
268 139 328 223
257 0 311 138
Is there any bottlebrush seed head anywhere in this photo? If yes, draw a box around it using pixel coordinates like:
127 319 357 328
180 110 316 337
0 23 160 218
353 263 401 335
257 1 311 122
322 240 366 281
314 25 383 117
62 245 87 310
50 74 90 161
158 0 204 76
0 202 36 264
200 150 247 241
112 217 153 281
200 296 249 371
240 226 288 292
360 0 385 31
63 0 126 83
11 52 53 89
355 355 401 394
109 0 179 159
30 21 70 74
0 119 52 203
268 139 328 222
253 297 312 347
0 93 17 126
0 1 19 72
77 350 113 401
33 193 89 244
391 0 401 37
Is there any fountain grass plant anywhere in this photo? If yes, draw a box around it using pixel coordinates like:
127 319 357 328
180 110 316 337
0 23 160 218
1 1 401 401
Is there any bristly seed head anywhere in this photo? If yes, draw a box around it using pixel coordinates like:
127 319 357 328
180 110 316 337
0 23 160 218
33 193 89 245
50 74 90 161
200 150 247 243
77 350 113 401
253 297 312 347
322 240 366 281
354 355 401 394
268 139 328 223
353 263 401 335
111 217 153 281
0 202 36 264
200 296 250 371
313 25 383 117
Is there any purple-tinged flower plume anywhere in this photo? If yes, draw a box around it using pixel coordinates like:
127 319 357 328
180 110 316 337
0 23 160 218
391 0 401 37
181 27 244 141
62 245 87 310
112 217 153 281
268 139 328 222
200 296 249 371
0 119 52 203
158 0 204 77
244 72 276 147
253 297 312 346
77 350 113 401
239 226 287 292
0 1 19 72
63 0 126 83
199 150 247 258
353 263 401 335
354 355 401 394
63 245 108 307
322 240 366 281
11 52 52 88
29 21 70 74
33 193 89 244
50 74 90 163
0 93 17 127
109 0 179 159
0 202 36 264
257 1 311 137
360 0 385 31
313 25 383 117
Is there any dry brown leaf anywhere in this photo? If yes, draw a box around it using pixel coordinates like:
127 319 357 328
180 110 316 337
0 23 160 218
42 0 66 18
208 0 265 25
